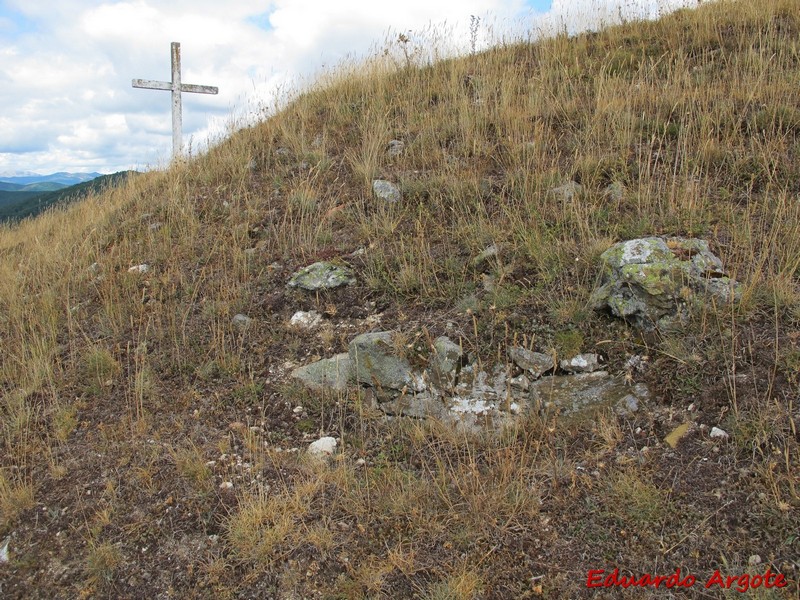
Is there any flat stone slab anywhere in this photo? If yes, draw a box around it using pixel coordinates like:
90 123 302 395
291 353 352 392
508 347 555 379
530 371 649 417
349 331 421 392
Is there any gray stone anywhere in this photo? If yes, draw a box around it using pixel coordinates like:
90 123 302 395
559 353 600 373
348 331 420 393
289 310 323 329
430 336 462 389
387 140 405 158
291 353 352 392
591 237 740 330
530 371 649 417
232 313 252 328
615 394 640 416
372 179 402 203
550 181 583 201
508 347 555 379
287 261 356 291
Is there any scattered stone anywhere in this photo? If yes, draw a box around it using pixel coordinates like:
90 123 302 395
128 264 150 274
88 262 100 273
664 422 692 448
291 353 352 392
275 147 290 157
559 353 601 373
287 261 355 291
748 554 762 566
289 310 323 329
349 331 420 393
308 436 337 458
549 181 583 201
372 179 401 203
710 426 729 439
591 237 741 330
387 140 405 158
232 313 252 328
0 536 9 563
508 347 555 379
219 481 234 490
355 458 366 467
615 394 640 416
293 406 304 414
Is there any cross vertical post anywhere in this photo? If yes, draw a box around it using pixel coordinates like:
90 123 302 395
132 42 218 159
171 42 182 158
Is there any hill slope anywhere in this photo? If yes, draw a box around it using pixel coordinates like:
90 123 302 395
0 1 797 597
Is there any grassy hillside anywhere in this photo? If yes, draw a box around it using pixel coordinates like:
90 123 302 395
0 0 798 597
0 171 137 223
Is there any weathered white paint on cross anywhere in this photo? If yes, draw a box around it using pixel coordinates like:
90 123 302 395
132 42 218 159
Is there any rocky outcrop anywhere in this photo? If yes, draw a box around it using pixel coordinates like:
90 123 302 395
591 237 740 330
291 331 650 430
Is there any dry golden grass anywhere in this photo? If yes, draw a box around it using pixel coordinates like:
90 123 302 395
0 0 798 596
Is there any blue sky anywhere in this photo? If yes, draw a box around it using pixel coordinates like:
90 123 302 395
0 0 696 175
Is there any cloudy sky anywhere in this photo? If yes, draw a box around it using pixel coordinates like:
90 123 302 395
0 0 698 175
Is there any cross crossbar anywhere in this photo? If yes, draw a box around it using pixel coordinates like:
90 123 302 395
132 42 218 158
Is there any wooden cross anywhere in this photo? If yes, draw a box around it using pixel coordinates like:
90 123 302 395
132 42 218 159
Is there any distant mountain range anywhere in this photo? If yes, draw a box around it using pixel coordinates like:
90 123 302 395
0 171 105 186
0 171 138 223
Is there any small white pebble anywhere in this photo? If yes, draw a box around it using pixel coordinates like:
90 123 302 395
710 426 729 439
219 481 234 490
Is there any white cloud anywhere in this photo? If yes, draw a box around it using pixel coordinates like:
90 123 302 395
0 0 699 174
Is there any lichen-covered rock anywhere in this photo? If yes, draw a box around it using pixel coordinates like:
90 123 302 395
287 261 355 291
291 353 352 392
591 237 740 330
372 179 401 203
348 331 421 393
